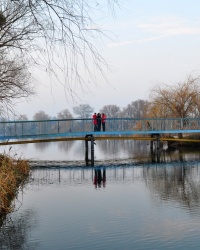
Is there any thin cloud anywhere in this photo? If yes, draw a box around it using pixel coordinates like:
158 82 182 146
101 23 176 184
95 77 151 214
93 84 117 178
108 35 168 48
107 17 200 48
138 17 200 36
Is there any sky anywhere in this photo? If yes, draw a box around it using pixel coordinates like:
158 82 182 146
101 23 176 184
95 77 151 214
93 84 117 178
15 0 200 119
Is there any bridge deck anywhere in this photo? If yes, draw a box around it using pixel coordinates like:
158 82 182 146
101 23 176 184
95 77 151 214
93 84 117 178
1 134 200 146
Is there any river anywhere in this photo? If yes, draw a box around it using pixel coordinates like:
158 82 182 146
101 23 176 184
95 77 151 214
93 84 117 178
0 140 200 249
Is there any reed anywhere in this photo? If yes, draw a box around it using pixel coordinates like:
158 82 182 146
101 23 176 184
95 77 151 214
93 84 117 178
0 154 30 214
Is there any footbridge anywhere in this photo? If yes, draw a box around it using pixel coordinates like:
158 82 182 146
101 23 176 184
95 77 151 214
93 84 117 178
1 117 200 166
0 117 200 142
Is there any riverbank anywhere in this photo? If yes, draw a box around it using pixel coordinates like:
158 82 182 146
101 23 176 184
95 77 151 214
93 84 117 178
0 154 30 214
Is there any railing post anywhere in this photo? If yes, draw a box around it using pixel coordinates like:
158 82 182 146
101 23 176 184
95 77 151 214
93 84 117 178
15 122 16 136
181 118 183 130
3 123 5 137
85 134 95 166
85 135 89 165
91 136 94 166
22 122 24 136
58 120 60 134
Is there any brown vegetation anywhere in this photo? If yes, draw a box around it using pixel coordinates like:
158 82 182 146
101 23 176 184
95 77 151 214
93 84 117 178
148 75 200 118
0 154 30 214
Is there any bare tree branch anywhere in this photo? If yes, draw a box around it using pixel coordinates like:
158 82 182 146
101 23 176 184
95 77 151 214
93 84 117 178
0 0 119 100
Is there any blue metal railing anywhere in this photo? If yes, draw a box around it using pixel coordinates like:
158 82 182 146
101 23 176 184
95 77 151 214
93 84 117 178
0 117 200 140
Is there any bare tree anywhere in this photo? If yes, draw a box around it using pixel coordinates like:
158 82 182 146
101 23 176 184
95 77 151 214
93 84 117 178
121 99 149 118
33 110 50 120
73 104 93 118
57 108 73 132
100 104 121 117
57 109 73 119
0 1 120 100
0 52 34 115
16 114 28 121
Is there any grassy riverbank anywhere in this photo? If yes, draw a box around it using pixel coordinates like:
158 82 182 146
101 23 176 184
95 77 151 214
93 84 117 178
0 154 30 214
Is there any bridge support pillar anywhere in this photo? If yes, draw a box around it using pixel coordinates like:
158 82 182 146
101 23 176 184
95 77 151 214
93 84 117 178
156 134 161 149
85 137 89 163
85 134 95 166
150 134 161 163
150 135 154 149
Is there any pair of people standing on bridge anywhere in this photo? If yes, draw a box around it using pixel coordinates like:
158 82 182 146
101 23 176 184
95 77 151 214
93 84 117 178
92 113 106 132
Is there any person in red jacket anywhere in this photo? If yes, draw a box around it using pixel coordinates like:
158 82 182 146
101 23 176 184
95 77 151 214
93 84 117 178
92 113 97 131
101 113 106 131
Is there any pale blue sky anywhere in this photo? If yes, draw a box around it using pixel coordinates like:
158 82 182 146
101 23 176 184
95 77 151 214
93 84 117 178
16 0 200 119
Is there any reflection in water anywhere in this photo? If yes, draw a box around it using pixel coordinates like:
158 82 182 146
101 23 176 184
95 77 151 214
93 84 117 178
1 139 200 164
0 209 38 250
93 168 106 188
57 141 75 151
143 162 200 212
27 160 200 214
2 141 200 249
2 160 200 249
34 142 51 151
97 140 149 161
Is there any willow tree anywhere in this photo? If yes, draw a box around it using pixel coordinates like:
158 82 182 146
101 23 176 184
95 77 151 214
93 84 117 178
148 75 200 138
149 75 200 118
0 0 119 110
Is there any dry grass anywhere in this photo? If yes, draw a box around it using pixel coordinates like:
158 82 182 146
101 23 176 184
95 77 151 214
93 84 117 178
0 154 30 214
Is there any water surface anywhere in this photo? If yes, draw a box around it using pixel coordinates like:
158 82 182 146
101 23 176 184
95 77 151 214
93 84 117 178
0 140 200 249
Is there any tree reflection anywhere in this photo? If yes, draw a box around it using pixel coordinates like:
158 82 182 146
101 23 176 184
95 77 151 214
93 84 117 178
57 141 75 151
34 142 51 151
0 209 38 249
97 139 149 161
150 146 200 164
143 163 200 211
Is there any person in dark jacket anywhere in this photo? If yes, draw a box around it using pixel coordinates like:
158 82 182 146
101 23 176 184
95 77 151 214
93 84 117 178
96 113 101 131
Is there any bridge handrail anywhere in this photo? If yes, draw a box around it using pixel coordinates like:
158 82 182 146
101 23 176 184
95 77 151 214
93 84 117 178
0 117 200 123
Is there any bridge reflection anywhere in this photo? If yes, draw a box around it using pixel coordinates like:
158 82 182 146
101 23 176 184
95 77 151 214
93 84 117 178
29 167 128 187
29 161 200 189
28 161 200 212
